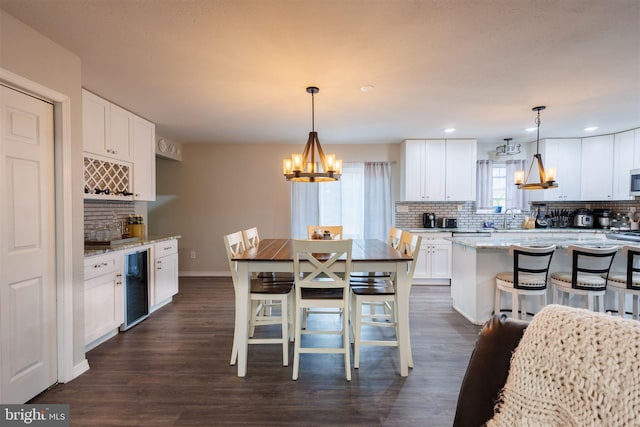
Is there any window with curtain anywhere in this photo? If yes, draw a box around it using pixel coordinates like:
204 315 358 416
476 159 527 212
291 162 392 241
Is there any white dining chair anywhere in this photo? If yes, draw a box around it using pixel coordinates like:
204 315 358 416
604 245 640 319
292 238 353 381
224 231 293 367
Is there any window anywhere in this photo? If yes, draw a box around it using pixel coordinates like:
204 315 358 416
291 162 392 240
476 159 527 213
492 164 507 211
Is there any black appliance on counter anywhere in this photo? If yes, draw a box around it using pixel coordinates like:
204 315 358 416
423 213 436 228
440 218 457 228
593 209 611 229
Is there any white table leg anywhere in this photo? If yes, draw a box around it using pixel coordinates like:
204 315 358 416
395 261 410 377
236 262 251 377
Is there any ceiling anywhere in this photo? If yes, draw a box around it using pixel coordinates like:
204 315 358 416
2 0 639 146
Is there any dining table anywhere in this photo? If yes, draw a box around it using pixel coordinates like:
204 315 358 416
231 238 414 377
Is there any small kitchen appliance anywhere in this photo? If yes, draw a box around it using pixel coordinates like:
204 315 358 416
440 218 457 228
423 213 436 228
630 169 640 196
572 208 594 228
593 209 611 229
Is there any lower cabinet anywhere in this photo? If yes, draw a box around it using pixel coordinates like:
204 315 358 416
152 239 179 311
413 233 452 283
84 253 124 349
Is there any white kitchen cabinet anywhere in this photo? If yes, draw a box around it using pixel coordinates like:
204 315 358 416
528 138 581 202
132 115 156 201
445 139 477 201
152 239 179 310
414 232 452 283
613 130 635 200
84 252 124 349
633 128 640 169
401 139 476 201
581 135 614 201
83 89 132 162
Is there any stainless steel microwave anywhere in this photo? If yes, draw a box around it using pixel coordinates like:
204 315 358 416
631 169 640 196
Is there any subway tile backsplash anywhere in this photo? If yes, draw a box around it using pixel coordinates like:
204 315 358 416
84 199 135 240
394 200 640 229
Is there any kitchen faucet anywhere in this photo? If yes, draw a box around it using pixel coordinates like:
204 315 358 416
503 208 515 229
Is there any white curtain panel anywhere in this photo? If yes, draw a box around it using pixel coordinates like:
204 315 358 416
476 160 493 210
363 162 392 241
506 159 528 210
290 182 319 238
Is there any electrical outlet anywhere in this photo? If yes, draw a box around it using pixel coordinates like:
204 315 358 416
190 250 196 259
585 204 591 209
457 204 463 211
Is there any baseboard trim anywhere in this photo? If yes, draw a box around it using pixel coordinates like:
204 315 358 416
69 359 90 382
179 271 230 277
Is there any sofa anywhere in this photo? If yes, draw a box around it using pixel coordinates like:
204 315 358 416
453 305 640 427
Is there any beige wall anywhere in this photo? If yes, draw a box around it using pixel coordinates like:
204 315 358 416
0 10 85 367
149 142 401 275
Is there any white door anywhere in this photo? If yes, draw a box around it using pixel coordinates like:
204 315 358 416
0 85 56 403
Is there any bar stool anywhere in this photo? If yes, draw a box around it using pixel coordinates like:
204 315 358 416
604 245 640 319
494 245 555 320
550 245 617 312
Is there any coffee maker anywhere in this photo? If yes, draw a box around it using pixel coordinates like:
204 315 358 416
423 213 436 228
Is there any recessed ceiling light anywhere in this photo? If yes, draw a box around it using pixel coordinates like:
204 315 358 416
584 126 599 132
360 85 375 92
444 128 455 133
525 127 537 132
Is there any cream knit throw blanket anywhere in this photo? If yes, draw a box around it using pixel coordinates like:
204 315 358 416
487 304 640 427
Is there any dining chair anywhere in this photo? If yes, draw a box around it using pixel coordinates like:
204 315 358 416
494 245 556 320
306 225 343 240
242 226 295 281
350 231 422 369
604 245 640 320
292 238 353 381
224 231 294 367
351 226 403 283
550 245 617 312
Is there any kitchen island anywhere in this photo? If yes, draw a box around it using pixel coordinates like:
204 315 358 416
448 234 627 324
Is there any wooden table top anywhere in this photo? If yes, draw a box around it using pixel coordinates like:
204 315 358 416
232 238 412 262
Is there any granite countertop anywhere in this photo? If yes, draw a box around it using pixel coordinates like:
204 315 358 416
404 227 610 234
446 234 625 250
84 235 181 257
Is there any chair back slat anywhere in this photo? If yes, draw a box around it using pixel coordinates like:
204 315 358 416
510 245 556 290
293 239 352 289
388 227 403 249
399 231 423 282
242 227 260 249
224 231 246 286
622 245 640 290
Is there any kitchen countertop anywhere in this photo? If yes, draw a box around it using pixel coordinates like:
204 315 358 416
84 235 181 257
446 234 625 250
403 227 610 234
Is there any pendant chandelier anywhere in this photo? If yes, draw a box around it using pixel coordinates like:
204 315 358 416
282 87 342 182
496 138 521 156
514 106 558 190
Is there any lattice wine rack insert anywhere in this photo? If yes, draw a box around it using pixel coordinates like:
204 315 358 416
84 157 131 195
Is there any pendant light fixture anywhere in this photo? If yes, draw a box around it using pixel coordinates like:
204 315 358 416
495 138 521 156
282 87 342 182
514 106 558 190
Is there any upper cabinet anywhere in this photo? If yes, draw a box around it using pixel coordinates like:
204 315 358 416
401 139 477 201
132 116 156 201
528 139 582 202
613 130 635 200
83 90 132 162
580 135 614 201
82 89 156 200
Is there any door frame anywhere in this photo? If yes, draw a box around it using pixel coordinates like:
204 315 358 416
0 67 77 383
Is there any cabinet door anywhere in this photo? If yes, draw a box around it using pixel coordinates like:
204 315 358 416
429 241 452 279
581 135 614 201
402 140 425 201
84 270 124 345
527 139 581 202
109 103 133 162
634 129 640 169
445 139 477 201
82 89 110 157
132 116 156 201
424 140 446 201
613 130 635 200
413 244 431 279
155 253 178 305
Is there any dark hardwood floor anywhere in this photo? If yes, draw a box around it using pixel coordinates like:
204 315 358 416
31 278 482 426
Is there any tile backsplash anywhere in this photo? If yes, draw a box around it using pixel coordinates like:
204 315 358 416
84 200 135 240
395 200 640 229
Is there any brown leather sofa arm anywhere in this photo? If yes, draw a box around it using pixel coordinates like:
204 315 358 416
452 314 529 427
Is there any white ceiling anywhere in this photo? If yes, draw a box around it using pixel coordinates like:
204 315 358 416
2 0 639 146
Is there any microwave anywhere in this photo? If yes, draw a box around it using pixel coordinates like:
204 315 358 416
631 169 640 196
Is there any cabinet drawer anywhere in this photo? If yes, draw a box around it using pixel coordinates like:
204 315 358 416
155 239 178 257
84 254 120 280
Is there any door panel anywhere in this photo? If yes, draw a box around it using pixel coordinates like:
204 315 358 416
1 85 56 403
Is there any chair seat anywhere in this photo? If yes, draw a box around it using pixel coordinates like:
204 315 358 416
551 272 607 289
605 273 640 289
250 279 293 294
350 272 392 281
301 288 344 299
351 284 395 296
496 272 547 288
